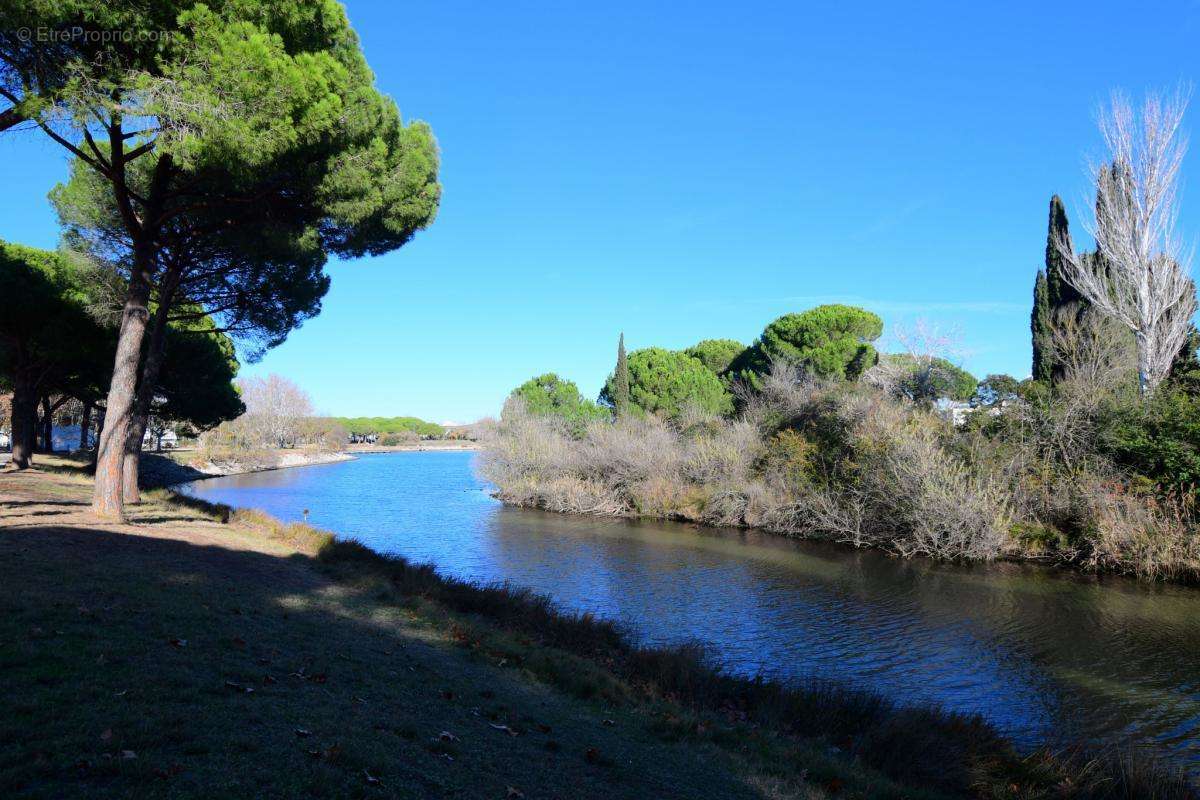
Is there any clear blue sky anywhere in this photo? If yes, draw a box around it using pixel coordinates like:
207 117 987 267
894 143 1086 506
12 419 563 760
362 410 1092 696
3 1 1199 423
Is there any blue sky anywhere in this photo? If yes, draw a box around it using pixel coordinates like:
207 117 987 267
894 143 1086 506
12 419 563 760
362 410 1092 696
3 1 1199 422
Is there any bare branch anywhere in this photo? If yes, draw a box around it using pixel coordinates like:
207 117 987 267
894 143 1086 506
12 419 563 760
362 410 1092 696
1055 88 1196 393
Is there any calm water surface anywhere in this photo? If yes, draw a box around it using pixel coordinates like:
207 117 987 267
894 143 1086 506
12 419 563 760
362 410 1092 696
181 451 1200 766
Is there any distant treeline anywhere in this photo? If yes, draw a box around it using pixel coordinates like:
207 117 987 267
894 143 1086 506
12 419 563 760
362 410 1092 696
329 416 445 438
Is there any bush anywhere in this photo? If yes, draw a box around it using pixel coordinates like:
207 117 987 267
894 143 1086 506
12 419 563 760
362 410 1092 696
1100 386 1200 497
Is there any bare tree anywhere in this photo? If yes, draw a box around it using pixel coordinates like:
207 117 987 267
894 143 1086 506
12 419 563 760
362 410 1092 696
864 319 968 404
1056 89 1196 394
238 375 314 449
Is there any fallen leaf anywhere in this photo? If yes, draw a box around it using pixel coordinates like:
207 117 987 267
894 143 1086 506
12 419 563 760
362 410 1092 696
100 729 113 742
263 675 276 685
438 731 460 743
114 690 128 697
169 638 187 648
295 728 312 738
826 778 844 795
602 719 614 727
489 724 519 737
121 750 137 760
364 769 382 785
536 723 552 734
231 636 246 647
506 787 525 799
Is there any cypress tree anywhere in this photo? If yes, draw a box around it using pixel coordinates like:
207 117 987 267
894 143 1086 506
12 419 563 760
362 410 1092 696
614 332 630 418
1031 195 1089 383
1031 269 1052 382
1045 195 1082 309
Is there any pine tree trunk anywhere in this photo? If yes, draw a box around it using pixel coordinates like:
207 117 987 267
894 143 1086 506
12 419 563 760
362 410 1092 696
92 258 154 520
9 374 37 469
121 267 179 504
93 150 173 519
79 401 92 451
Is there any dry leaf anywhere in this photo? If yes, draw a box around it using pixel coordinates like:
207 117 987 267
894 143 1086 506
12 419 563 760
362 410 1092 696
506 787 525 799
489 724 518 737
120 750 137 760
438 731 460 743
295 728 312 738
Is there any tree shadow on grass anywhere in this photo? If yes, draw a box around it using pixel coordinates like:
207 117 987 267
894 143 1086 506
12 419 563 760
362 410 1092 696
0 523 764 800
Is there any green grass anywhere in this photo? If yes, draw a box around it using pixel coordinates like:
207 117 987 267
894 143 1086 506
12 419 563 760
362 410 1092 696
0 461 1194 799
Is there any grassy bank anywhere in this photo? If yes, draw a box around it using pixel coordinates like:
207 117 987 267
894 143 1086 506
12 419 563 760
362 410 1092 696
1 457 1193 799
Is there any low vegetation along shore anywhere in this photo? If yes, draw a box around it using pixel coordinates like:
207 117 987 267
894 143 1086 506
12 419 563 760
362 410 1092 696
1 457 1193 799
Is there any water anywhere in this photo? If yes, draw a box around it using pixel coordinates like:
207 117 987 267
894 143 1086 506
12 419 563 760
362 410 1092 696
181 451 1200 766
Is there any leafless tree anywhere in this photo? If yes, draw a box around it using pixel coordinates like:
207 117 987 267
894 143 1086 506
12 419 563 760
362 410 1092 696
238 374 314 449
1056 89 1196 394
864 319 967 404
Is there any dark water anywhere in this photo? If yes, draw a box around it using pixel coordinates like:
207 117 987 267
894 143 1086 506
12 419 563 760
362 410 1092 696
181 451 1200 766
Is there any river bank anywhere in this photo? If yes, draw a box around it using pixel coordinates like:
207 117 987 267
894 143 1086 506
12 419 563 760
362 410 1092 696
138 449 355 489
346 441 480 453
3 456 1191 798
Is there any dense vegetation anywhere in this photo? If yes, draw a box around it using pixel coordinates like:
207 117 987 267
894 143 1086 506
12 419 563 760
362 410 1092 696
486 170 1200 581
0 241 243 469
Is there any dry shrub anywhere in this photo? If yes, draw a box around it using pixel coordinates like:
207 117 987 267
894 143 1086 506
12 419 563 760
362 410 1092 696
1076 482 1200 580
482 366 1013 561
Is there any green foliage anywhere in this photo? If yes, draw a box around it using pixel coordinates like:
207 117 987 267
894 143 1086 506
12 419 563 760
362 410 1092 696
507 374 609 425
683 339 746 376
1100 387 1200 497
0 241 111 397
1031 269 1052 384
155 319 245 431
974 374 1021 407
601 349 732 419
4 0 441 359
332 417 444 438
880 354 978 402
730 305 882 387
613 333 630 418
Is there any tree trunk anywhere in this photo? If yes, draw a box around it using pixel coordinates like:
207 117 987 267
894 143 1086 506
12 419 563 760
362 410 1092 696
121 266 179 504
79 401 93 451
93 151 173 519
92 261 154 519
1136 330 1152 397
40 395 53 452
9 374 37 469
